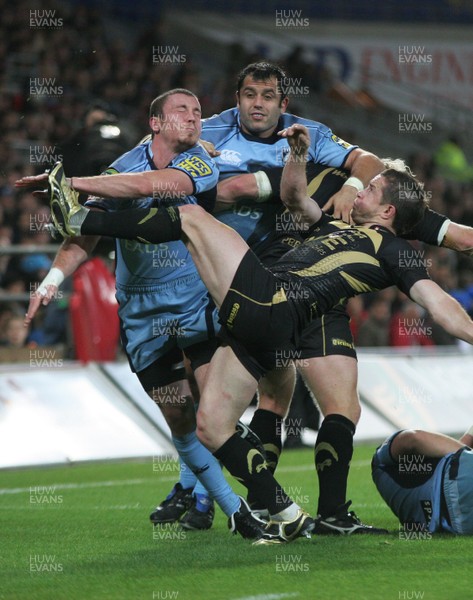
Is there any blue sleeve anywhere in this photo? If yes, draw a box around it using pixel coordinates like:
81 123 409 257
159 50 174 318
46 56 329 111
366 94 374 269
309 123 357 168
169 145 219 194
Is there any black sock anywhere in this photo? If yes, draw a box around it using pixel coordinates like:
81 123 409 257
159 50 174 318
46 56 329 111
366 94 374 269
249 409 283 473
81 206 182 243
214 433 291 515
314 414 355 518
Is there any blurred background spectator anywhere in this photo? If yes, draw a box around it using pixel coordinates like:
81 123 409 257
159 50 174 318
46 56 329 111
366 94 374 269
2 0 473 359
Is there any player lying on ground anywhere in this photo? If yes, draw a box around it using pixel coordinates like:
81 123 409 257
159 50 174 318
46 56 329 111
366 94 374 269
372 427 473 534
32 128 473 544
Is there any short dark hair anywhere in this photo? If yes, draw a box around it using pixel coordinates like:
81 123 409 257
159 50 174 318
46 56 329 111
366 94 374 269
149 88 198 119
236 62 288 104
380 169 428 235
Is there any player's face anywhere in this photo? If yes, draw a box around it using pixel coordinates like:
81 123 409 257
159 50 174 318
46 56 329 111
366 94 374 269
153 93 202 150
237 76 288 138
351 174 387 224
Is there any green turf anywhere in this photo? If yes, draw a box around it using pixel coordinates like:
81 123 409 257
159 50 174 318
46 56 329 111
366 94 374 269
1 445 470 600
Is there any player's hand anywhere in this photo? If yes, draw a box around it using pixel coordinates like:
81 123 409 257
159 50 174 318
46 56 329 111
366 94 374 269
24 284 58 326
199 139 220 158
323 186 356 223
15 173 49 188
278 124 310 156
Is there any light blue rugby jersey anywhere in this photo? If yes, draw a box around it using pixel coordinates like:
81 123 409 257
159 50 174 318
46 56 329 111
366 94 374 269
86 140 218 287
202 107 357 246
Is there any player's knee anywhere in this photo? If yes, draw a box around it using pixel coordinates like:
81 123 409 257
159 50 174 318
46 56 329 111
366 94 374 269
319 395 361 424
159 401 195 434
195 409 214 450
393 429 421 454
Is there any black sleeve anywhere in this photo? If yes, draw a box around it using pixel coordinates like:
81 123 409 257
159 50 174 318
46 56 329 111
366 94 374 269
381 238 431 297
195 186 216 213
305 163 349 209
402 208 449 246
260 166 283 201
261 162 349 207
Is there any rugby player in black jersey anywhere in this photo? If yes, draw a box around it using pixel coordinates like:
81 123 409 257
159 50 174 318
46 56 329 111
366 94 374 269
43 126 473 543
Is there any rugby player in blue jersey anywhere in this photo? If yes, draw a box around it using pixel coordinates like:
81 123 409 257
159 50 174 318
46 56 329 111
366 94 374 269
201 62 387 533
40 123 473 544
22 89 266 540
199 62 473 533
372 427 473 535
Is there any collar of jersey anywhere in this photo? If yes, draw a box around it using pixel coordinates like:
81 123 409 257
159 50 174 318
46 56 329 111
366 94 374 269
237 114 284 145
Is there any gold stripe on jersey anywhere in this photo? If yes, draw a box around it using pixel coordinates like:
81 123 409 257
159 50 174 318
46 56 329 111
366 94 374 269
340 271 376 293
228 286 287 306
289 251 380 278
321 314 326 355
359 227 384 253
138 207 158 224
307 167 336 197
327 220 353 231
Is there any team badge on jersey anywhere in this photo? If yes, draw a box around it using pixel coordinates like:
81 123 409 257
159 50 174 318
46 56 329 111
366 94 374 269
218 149 242 166
175 156 212 178
331 134 351 150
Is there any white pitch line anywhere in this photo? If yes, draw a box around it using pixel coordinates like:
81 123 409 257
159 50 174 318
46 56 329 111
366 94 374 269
0 459 372 496
0 476 173 496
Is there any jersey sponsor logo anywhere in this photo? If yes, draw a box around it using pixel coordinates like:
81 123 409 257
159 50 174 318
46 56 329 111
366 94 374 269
331 134 351 150
226 302 240 328
175 156 212 178
421 500 433 525
218 149 242 166
331 338 354 349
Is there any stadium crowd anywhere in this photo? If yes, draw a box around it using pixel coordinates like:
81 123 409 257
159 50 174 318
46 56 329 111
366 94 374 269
2 0 473 351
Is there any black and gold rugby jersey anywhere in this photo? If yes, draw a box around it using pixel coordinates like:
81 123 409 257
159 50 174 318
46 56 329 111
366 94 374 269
269 214 431 331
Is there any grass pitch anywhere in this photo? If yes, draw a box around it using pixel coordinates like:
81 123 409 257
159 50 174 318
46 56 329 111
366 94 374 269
1 444 470 600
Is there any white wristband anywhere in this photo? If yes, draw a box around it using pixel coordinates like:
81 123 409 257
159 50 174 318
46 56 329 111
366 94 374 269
437 219 451 246
343 176 364 193
254 171 273 202
466 425 473 437
36 267 65 297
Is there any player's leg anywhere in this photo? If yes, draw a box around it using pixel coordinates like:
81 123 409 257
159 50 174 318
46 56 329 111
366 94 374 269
198 344 314 544
296 311 387 534
298 354 359 514
49 168 251 309
256 365 296 467
135 348 200 525
143 358 250 533
371 432 444 534
245 365 295 516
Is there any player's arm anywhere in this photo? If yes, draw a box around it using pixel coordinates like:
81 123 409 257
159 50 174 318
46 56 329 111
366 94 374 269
409 279 473 344
71 169 194 199
459 426 473 448
323 148 384 223
279 124 322 226
214 169 283 210
441 222 473 256
25 234 99 326
16 168 194 200
390 429 466 460
215 174 260 210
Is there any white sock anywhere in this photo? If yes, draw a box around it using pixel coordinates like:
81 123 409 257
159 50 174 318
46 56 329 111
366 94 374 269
271 502 300 522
